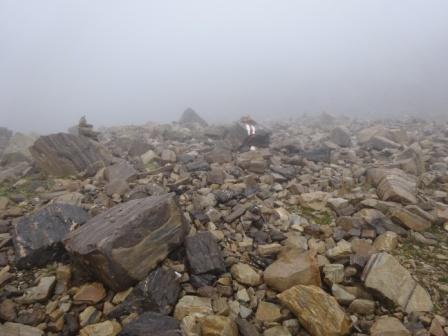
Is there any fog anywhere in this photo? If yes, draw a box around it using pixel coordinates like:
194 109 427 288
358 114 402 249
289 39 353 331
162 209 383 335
1 0 447 133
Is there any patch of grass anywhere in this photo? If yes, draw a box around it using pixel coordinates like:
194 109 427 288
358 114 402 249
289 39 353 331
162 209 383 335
439 276 448 284
288 205 334 225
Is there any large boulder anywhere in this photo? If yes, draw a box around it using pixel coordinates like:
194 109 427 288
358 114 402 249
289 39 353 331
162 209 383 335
30 133 108 177
278 285 351 336
329 127 351 147
64 194 189 291
370 316 411 336
12 203 89 269
362 253 433 313
264 249 321 292
367 168 418 204
179 108 208 127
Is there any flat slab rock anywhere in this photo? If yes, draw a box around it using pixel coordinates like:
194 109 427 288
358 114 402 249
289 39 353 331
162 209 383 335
278 285 351 336
30 133 108 177
64 194 189 291
119 312 182 336
0 322 44 336
362 252 433 313
12 203 89 269
185 231 226 276
109 266 181 317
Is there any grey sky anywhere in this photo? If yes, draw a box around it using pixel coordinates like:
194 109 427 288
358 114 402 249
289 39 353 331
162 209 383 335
1 0 447 133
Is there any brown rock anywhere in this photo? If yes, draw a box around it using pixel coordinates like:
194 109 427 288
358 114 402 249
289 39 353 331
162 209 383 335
278 285 351 336
370 316 410 336
362 253 433 313
201 315 238 336
0 299 17 321
264 249 321 292
79 320 122 336
0 322 44 336
255 301 282 322
390 208 431 231
372 231 398 252
73 283 106 305
230 263 262 287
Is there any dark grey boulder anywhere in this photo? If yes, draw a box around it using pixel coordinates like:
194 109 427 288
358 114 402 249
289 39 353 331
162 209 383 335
185 231 226 275
119 312 182 336
64 194 189 291
12 204 89 269
179 108 208 127
108 266 180 318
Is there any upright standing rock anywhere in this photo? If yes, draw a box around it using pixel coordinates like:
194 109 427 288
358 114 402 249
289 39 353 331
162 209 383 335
64 194 189 291
12 203 89 269
179 108 208 127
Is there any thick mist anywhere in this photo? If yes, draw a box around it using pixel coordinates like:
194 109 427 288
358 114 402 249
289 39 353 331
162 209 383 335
1 0 447 133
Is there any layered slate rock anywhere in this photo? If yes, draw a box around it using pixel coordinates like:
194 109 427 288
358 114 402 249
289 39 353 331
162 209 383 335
30 133 107 177
278 285 352 336
64 194 189 291
185 232 226 276
390 208 431 232
109 266 180 317
367 168 418 204
264 249 321 292
12 203 89 269
119 312 182 336
362 253 433 313
301 147 332 163
104 160 138 183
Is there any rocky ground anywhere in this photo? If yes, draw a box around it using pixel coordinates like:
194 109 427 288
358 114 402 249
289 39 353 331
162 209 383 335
0 110 447 336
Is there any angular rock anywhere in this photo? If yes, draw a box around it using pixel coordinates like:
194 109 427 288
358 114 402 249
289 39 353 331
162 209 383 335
301 147 332 163
79 320 122 336
372 231 398 252
0 322 44 336
263 326 291 336
278 285 351 336
330 127 351 147
64 194 188 291
230 263 262 287
109 266 180 317
179 108 208 127
12 203 89 269
200 315 238 336
16 276 56 304
174 295 213 320
119 312 182 336
185 232 226 276
370 316 411 336
390 208 431 231
264 249 321 292
236 318 260 336
73 283 106 304
367 168 417 204
30 133 108 176
104 160 138 183
362 253 433 313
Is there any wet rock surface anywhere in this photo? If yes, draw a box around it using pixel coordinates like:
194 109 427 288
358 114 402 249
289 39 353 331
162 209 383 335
1 114 448 335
